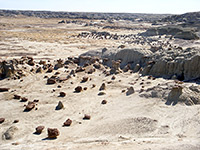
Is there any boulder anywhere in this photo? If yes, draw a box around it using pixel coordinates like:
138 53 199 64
63 119 72 126
47 78 56 84
0 118 5 124
101 100 107 104
56 101 64 110
75 86 82 93
83 114 91 120
24 102 35 111
35 126 45 134
81 77 89 83
59 92 66 97
47 128 59 139
99 83 106 91
0 60 15 79
13 94 21 99
0 88 9 92
126 87 135 96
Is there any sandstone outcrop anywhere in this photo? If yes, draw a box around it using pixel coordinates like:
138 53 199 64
2 126 18 140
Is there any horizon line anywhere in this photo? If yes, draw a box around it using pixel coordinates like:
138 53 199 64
0 8 186 15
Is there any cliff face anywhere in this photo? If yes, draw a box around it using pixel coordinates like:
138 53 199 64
81 47 200 81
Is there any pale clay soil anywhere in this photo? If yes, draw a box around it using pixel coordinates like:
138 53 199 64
0 17 200 150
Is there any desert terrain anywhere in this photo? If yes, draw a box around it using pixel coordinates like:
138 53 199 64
0 10 200 150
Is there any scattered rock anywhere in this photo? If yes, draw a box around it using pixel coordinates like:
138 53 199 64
33 99 39 103
27 59 35 66
83 87 87 90
0 118 5 124
75 86 82 93
93 63 101 69
87 68 95 74
21 97 28 102
126 87 135 96
39 60 46 65
92 84 96 88
99 83 106 91
110 60 121 74
36 67 42 73
13 95 21 100
121 89 126 93
54 59 64 70
111 76 116 80
75 67 85 73
2 126 18 140
47 78 56 84
24 101 35 111
101 100 107 104
0 88 9 92
59 92 66 97
81 77 88 83
56 101 64 110
47 128 59 139
63 118 72 126
46 66 53 73
98 92 106 96
35 126 45 134
13 120 19 123
83 114 91 120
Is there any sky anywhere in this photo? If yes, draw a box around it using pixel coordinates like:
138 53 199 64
0 0 199 14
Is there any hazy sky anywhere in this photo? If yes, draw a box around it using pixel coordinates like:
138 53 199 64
0 0 199 14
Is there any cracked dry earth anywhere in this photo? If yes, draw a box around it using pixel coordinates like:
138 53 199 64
0 17 200 150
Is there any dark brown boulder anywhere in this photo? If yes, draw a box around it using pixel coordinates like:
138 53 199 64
81 77 88 83
101 100 107 104
13 95 21 100
21 97 28 102
59 92 66 97
63 118 72 126
39 60 46 65
0 118 5 124
0 88 9 92
83 114 91 120
47 78 56 84
98 92 106 96
13 120 19 123
35 126 45 134
27 60 35 66
75 86 82 93
24 102 35 111
33 99 39 103
47 128 59 138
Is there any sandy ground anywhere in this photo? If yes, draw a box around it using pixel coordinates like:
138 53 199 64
0 17 200 150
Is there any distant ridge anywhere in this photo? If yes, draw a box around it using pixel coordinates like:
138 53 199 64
160 11 200 23
0 9 170 22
